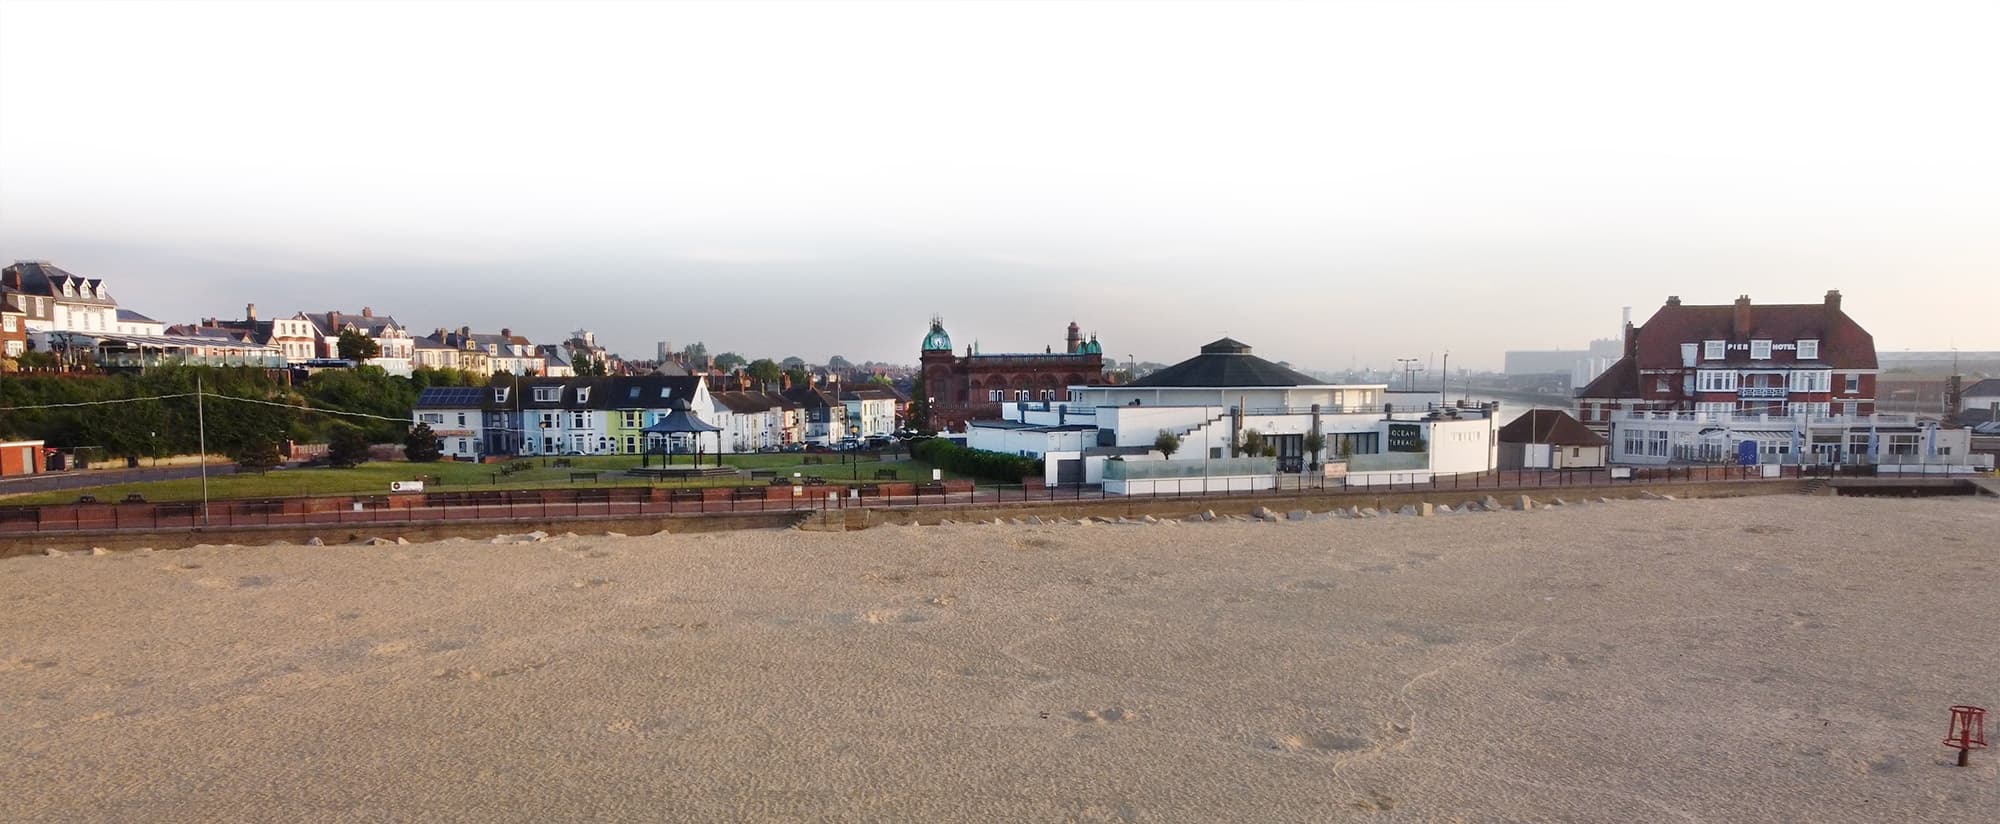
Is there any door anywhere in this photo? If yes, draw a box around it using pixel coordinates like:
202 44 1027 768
1055 459 1084 485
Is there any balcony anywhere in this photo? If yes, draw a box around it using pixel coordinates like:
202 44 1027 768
1738 386 1787 399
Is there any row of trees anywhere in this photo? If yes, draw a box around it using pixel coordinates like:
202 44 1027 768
0 364 488 467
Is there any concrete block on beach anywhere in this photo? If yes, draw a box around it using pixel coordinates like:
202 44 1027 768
1416 502 1434 517
1513 495 1534 511
1287 509 1310 521
1359 507 1379 518
1252 506 1277 521
1482 495 1503 511
1397 505 1417 516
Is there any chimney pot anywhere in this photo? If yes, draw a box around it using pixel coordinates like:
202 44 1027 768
362 307 373 318
1825 289 1842 312
246 303 256 321
1665 295 1680 306
501 328 512 338
1732 295 1752 339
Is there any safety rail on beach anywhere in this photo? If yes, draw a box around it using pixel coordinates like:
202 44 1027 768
2 464 1967 536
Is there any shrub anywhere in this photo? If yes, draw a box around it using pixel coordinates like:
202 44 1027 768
911 438 1042 483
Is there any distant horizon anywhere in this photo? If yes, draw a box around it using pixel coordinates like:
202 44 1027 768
5 1 1996 368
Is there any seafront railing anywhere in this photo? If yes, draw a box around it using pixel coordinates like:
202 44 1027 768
5 463 1977 537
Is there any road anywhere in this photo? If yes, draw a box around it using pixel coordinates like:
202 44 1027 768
0 464 241 499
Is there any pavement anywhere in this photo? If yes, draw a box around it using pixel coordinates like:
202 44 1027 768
0 464 240 498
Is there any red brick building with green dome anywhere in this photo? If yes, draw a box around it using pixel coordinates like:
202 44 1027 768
919 318 1107 432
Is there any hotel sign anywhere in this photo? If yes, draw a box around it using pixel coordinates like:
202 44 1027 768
1386 423 1426 452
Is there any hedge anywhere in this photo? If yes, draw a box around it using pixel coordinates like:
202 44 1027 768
912 438 1043 483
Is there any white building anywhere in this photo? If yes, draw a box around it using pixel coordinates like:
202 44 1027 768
1604 409 1990 471
712 391 784 452
968 338 1500 491
300 308 415 376
841 385 901 439
3 261 119 335
412 386 489 460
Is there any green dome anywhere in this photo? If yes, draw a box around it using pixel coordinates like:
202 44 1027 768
922 319 953 352
1083 336 1101 355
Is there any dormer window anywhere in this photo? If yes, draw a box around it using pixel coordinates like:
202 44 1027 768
576 387 590 403
1703 340 1724 360
494 387 511 403
1750 340 1772 360
533 386 560 402
1797 339 1819 360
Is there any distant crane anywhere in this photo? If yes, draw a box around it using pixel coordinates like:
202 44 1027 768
1395 358 1424 393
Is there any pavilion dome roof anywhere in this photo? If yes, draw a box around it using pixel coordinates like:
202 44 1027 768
1127 339 1321 388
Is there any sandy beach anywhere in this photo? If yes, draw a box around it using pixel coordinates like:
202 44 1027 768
3 495 1996 822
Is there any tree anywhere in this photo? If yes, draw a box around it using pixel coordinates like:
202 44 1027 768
713 351 747 372
404 422 444 463
1303 431 1326 467
780 356 806 370
231 434 284 474
867 373 894 387
827 355 853 372
784 367 810 388
747 358 783 385
336 328 381 362
328 426 372 468
680 341 709 365
1154 430 1181 460
572 354 608 376
907 371 930 433
1239 429 1265 458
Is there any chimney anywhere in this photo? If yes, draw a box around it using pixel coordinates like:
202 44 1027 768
1824 289 1842 314
1733 295 1752 339
500 327 512 339
460 325 471 339
362 307 373 318
1665 295 1680 307
245 303 256 321
1623 321 1638 358
327 310 341 330
780 372 792 391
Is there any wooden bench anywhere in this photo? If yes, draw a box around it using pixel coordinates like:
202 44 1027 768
731 486 765 500
552 458 573 468
749 469 777 479
873 469 898 480
802 476 827 486
802 456 825 465
768 477 795 487
918 483 947 496
568 471 600 483
668 490 704 503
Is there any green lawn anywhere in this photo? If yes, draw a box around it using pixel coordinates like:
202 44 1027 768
1 452 953 506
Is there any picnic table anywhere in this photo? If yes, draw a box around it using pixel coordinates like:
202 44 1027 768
802 476 827 486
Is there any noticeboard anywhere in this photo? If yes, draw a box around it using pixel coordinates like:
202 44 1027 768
1386 423 1426 453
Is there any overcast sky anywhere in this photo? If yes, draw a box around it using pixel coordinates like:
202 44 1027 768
3 0 1995 371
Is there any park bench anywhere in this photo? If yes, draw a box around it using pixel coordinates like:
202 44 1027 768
122 493 147 503
552 458 573 468
768 477 794 487
668 489 704 503
802 456 825 465
568 471 600 484
731 486 765 500
76 495 97 504
749 469 777 479
858 484 881 496
803 476 827 486
873 469 898 480
918 482 947 496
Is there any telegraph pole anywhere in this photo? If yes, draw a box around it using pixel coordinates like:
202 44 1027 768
196 371 210 526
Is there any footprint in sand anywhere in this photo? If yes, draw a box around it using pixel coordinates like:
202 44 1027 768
565 578 614 590
1067 707 1134 724
369 641 412 656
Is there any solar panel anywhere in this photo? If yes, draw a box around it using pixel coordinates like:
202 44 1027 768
417 387 487 408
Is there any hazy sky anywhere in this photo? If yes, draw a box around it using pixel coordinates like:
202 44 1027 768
3 0 1995 371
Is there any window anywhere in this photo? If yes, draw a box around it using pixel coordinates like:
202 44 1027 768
576 388 590 403
456 413 466 426
1695 402 1735 416
1571 447 1581 458
1696 370 1738 392
988 390 1002 402
494 387 510 403
1623 428 1645 456
1788 370 1830 393
1844 374 1859 393
533 386 560 402
622 411 641 428
1842 402 1857 416
571 411 587 428
2 316 13 332
1750 340 1772 360
1797 340 1818 360
1680 343 1697 367
420 413 445 424
1649 430 1669 457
